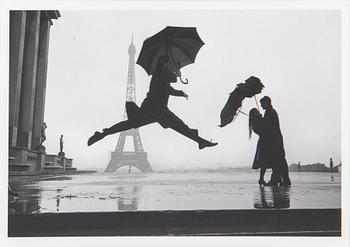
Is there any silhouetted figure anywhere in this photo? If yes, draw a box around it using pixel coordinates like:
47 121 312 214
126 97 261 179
220 76 264 127
249 108 267 186
259 96 291 186
88 55 217 149
329 157 334 172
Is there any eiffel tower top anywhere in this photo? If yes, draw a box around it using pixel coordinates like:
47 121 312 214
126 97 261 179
128 34 136 55
124 35 137 117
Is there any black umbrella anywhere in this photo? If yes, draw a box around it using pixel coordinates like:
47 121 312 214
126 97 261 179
136 26 205 84
220 76 264 127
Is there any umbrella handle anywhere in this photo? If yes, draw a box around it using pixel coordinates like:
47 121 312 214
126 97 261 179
180 76 188 84
173 60 188 84
254 95 260 112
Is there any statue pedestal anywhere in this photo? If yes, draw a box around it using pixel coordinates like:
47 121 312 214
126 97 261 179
37 145 46 153
58 151 65 157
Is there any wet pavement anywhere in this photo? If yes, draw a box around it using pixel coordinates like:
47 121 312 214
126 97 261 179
8 171 341 214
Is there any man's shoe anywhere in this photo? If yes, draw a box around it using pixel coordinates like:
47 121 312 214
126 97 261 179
199 140 218 150
87 131 106 146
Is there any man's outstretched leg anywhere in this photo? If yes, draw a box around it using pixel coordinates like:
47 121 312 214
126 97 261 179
88 120 133 146
160 111 218 150
191 129 218 149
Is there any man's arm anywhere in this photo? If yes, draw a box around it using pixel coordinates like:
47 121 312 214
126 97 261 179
169 86 188 99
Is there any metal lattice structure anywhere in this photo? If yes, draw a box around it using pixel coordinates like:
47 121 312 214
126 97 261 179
104 37 152 173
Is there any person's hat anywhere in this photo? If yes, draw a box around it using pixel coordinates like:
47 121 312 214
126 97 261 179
245 76 264 88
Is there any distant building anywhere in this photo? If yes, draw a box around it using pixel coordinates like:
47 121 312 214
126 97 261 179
289 162 334 172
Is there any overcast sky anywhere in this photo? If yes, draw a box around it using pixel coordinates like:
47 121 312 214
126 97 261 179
42 9 341 171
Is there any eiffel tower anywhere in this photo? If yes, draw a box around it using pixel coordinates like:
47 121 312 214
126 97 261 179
104 37 152 173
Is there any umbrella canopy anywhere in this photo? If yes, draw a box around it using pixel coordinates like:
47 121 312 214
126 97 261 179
219 87 246 127
136 26 204 83
220 76 264 127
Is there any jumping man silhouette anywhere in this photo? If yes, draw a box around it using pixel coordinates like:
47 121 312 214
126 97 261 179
88 55 217 150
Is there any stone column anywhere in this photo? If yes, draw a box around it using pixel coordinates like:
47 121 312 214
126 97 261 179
9 11 26 147
32 13 51 150
17 11 40 149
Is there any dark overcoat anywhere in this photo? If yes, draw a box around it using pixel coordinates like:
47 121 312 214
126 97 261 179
126 68 185 129
256 107 286 169
251 117 263 169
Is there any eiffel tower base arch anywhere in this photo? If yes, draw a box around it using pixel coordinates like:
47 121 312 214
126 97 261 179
104 151 152 173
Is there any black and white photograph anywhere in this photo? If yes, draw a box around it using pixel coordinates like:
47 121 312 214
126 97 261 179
1 0 349 246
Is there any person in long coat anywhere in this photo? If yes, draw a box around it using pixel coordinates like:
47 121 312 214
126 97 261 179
259 96 291 186
88 55 217 150
249 108 268 186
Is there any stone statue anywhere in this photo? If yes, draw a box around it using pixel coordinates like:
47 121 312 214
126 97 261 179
40 122 47 145
60 135 64 152
59 134 64 156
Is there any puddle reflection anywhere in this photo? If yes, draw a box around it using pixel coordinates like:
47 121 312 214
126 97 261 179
254 186 291 209
116 186 141 211
9 181 143 214
8 185 41 214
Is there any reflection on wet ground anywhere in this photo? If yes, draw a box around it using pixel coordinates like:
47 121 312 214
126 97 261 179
8 171 341 214
116 186 140 211
254 186 290 209
50 186 140 212
9 188 41 214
